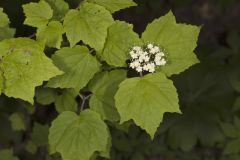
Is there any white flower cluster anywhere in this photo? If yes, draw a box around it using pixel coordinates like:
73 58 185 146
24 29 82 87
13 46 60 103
129 44 167 73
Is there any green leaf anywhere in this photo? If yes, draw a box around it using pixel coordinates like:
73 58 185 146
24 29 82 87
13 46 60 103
36 21 64 49
0 38 63 104
47 46 100 91
234 117 240 131
164 107 224 151
224 139 240 155
49 110 110 160
9 113 26 131
232 96 240 112
25 104 35 115
87 0 137 13
0 8 10 27
0 9 15 40
0 71 4 95
99 136 112 158
0 27 15 41
25 141 38 154
102 21 142 67
142 11 200 76
220 122 238 138
45 0 69 20
115 73 180 138
0 149 19 160
23 1 53 27
35 87 58 105
90 135 112 159
168 125 197 151
110 121 133 133
88 70 127 122
229 69 240 92
32 123 49 146
63 2 114 50
55 89 78 113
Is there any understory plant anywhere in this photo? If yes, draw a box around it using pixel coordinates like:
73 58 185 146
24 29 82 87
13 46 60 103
0 0 201 159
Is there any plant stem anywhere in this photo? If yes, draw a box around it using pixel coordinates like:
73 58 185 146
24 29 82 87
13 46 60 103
89 49 95 54
28 33 36 39
78 94 92 114
140 72 143 77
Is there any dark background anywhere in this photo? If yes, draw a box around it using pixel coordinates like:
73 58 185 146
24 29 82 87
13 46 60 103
1 0 240 160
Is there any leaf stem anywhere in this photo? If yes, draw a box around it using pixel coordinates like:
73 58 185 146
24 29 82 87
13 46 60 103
89 49 95 54
28 33 36 39
78 94 92 114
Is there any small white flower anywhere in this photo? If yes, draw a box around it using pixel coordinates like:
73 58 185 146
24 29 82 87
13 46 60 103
129 44 167 73
155 59 161 66
138 51 144 56
156 52 165 57
150 48 156 54
136 66 143 72
160 59 167 65
130 60 140 68
155 58 166 66
143 55 150 62
155 59 161 65
143 51 148 56
138 55 145 63
131 53 138 59
130 63 135 68
147 44 153 49
148 63 155 73
143 64 149 71
155 56 161 61
153 46 160 53
130 51 138 59
133 46 141 52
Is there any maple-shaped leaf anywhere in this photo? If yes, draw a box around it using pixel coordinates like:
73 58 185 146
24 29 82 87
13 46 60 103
142 11 200 76
0 38 62 103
